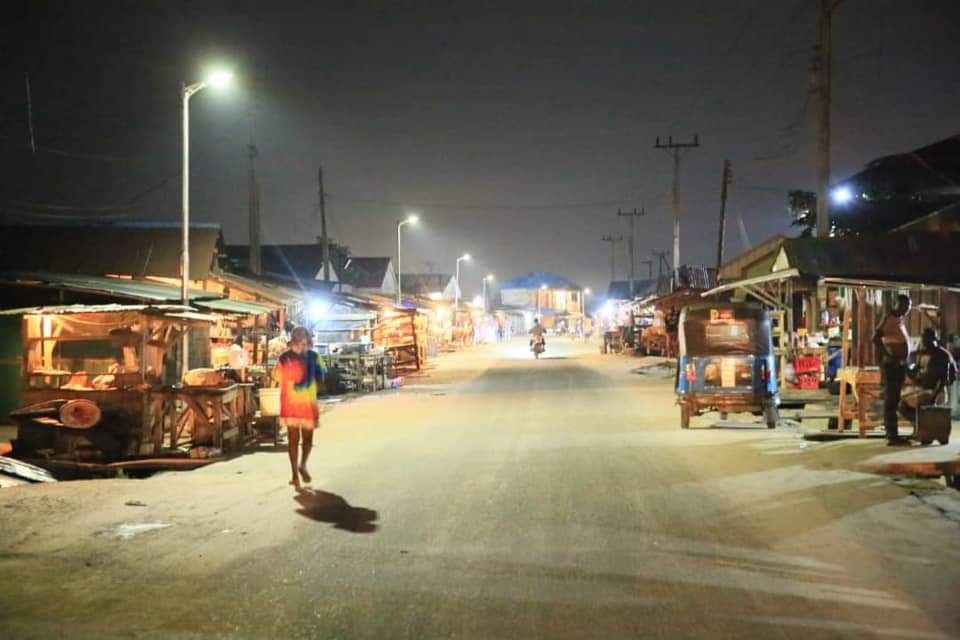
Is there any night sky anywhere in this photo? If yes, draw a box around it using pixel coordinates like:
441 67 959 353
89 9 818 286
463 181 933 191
3 1 959 296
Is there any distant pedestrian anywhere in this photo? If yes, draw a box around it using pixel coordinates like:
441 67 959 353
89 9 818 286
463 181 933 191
273 327 326 488
873 294 912 446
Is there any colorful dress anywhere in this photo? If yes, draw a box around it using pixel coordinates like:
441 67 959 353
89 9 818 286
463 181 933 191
273 350 326 430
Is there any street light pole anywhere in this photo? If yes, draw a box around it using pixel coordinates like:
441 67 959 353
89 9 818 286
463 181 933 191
180 69 233 376
454 254 471 313
396 214 419 305
482 274 494 313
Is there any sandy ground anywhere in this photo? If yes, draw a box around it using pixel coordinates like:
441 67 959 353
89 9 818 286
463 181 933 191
1 338 959 639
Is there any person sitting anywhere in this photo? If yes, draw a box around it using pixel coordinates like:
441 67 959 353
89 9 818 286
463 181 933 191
900 328 957 421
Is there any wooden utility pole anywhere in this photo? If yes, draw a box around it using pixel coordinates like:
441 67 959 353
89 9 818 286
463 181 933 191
814 0 837 238
247 142 262 275
617 208 645 299
716 160 732 271
655 135 701 286
601 234 623 284
318 167 330 282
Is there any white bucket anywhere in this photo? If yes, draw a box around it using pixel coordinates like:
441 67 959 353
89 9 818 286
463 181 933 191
257 388 280 417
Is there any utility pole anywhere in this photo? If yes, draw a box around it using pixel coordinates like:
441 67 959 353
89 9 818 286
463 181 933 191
716 160 732 271
24 73 36 154
617 207 645 298
601 235 623 284
318 167 330 282
641 259 654 280
247 142 262 276
655 135 701 287
813 0 837 239
652 251 670 281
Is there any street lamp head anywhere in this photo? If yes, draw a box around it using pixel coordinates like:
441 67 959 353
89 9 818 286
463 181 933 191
462 253 471 261
540 284 548 290
485 273 494 281
206 68 234 89
584 288 592 295
406 213 420 225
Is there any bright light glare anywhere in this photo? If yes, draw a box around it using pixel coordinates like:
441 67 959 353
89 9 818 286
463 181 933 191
308 299 331 320
471 295 483 307
406 213 420 224
601 301 615 319
584 288 592 295
831 186 853 205
540 284 548 290
428 292 443 301
461 253 471 261
206 68 234 89
485 274 494 281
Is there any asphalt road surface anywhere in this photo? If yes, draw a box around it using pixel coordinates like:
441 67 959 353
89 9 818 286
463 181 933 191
2 338 959 639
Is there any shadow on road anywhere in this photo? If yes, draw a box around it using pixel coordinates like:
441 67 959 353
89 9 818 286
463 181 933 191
294 489 379 533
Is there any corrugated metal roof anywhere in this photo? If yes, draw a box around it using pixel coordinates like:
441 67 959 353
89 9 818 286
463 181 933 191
0 224 221 279
782 233 960 285
194 298 277 315
216 272 303 305
0 303 196 316
0 271 213 303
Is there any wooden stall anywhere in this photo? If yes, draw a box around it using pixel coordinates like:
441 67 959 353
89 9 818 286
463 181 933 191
373 308 427 372
4 304 256 471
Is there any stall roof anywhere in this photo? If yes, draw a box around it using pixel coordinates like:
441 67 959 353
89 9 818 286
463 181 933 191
193 298 278 315
701 269 800 298
216 272 304 306
776 234 960 286
0 270 217 303
0 303 201 317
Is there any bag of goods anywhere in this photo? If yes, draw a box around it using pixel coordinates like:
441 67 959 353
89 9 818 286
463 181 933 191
183 368 224 387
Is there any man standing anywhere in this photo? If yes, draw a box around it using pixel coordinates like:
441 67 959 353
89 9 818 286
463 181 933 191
873 294 912 446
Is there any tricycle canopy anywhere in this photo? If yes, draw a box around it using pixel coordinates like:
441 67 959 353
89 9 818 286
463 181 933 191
678 302 773 358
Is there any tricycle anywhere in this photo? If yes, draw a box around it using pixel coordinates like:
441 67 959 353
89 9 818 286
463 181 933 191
675 302 780 429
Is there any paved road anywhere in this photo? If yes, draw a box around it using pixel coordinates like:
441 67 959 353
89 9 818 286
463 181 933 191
2 339 959 639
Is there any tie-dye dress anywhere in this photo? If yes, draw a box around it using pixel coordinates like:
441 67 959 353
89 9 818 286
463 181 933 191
273 350 325 430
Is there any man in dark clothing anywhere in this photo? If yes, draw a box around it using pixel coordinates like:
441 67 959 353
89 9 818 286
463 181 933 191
873 294 912 446
902 328 957 420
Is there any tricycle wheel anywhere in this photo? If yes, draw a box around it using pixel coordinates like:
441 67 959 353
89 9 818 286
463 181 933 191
680 405 691 429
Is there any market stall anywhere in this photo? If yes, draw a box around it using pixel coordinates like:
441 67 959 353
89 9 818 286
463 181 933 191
373 307 427 373
4 304 257 471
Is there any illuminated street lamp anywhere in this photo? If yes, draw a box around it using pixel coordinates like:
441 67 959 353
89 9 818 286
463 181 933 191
396 212 419 305
454 253 471 312
581 287 591 316
481 274 494 313
538 283 548 316
181 66 234 374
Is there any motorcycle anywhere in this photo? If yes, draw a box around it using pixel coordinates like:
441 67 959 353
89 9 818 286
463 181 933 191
531 334 546 359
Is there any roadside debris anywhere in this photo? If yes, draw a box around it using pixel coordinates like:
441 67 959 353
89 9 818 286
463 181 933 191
111 523 171 540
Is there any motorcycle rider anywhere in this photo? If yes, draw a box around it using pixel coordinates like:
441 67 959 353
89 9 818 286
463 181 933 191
530 317 546 351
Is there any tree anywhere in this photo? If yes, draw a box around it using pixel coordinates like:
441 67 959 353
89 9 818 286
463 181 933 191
788 190 817 237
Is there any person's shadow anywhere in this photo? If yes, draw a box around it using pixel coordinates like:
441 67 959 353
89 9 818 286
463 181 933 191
293 489 379 533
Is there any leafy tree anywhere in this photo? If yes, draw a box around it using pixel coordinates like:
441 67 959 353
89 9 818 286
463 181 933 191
788 190 817 237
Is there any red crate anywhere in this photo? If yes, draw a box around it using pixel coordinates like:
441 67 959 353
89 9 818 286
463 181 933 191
794 355 821 374
797 373 820 390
